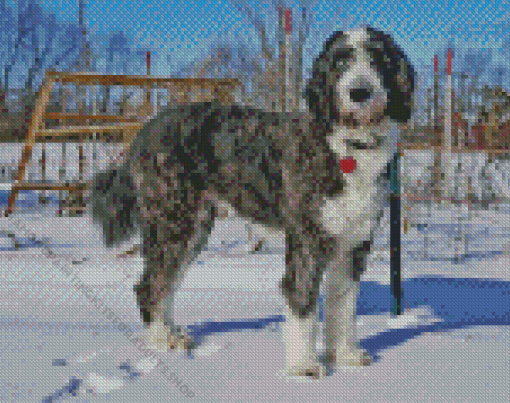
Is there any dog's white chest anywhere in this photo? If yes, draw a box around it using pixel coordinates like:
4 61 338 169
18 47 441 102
320 130 391 245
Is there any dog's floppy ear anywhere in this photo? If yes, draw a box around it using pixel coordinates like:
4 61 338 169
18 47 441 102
304 30 349 128
391 55 415 122
366 27 416 123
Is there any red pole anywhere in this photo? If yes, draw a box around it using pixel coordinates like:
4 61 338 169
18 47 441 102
285 8 292 110
434 55 438 118
278 6 286 112
444 48 453 200
145 51 152 115
447 48 452 76
285 8 292 33
432 54 440 200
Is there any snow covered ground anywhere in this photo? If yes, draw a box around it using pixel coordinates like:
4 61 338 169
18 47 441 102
0 196 509 402
1 144 509 402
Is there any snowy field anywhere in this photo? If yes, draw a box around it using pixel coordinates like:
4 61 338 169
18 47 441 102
0 198 509 402
0 144 509 402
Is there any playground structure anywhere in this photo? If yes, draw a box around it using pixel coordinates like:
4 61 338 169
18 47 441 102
3 70 241 217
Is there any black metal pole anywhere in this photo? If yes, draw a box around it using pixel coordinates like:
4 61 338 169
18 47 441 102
390 150 403 316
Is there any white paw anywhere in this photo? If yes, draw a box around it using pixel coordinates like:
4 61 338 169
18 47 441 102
144 322 194 352
286 364 327 379
331 346 372 366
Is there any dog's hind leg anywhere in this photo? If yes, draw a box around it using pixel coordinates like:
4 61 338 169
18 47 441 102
161 199 216 346
132 148 215 351
135 197 215 352
134 214 186 352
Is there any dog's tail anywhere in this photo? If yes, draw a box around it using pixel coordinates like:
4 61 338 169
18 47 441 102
90 160 140 248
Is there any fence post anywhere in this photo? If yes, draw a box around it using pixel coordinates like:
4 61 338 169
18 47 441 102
442 49 453 201
390 148 403 316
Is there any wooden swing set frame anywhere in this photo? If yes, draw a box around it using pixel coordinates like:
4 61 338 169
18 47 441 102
4 70 241 217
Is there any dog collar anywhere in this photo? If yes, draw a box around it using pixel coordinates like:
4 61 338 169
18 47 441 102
339 156 357 173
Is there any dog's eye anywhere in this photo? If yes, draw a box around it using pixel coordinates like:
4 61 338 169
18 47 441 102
333 51 350 67
366 47 381 56
334 51 350 60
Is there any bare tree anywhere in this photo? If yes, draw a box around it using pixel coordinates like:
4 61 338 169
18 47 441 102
89 29 148 114
235 0 318 110
170 1 359 112
191 1 317 111
170 43 269 106
0 0 81 140
463 48 493 115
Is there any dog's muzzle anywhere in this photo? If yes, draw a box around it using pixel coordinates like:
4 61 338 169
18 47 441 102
349 85 374 103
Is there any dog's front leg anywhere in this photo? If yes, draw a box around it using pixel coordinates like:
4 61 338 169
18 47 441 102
280 233 328 378
324 251 372 367
281 300 322 378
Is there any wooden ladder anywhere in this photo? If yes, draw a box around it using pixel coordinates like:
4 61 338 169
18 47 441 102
4 71 240 217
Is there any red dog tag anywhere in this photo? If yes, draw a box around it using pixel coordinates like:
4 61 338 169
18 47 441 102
339 156 357 173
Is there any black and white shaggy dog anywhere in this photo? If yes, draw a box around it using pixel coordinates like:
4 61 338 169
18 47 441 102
91 27 415 378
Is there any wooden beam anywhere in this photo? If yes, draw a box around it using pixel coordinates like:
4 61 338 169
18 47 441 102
401 143 510 154
6 72 242 217
59 206 89 212
5 79 53 217
13 182 87 191
45 71 241 88
36 123 143 137
44 112 139 122
34 135 123 144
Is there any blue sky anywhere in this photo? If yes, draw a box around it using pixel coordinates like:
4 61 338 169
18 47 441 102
16 1 510 89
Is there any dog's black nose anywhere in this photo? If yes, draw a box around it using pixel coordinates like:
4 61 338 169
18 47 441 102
350 87 372 103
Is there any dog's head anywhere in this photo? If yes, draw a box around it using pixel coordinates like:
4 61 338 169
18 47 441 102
305 26 415 130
